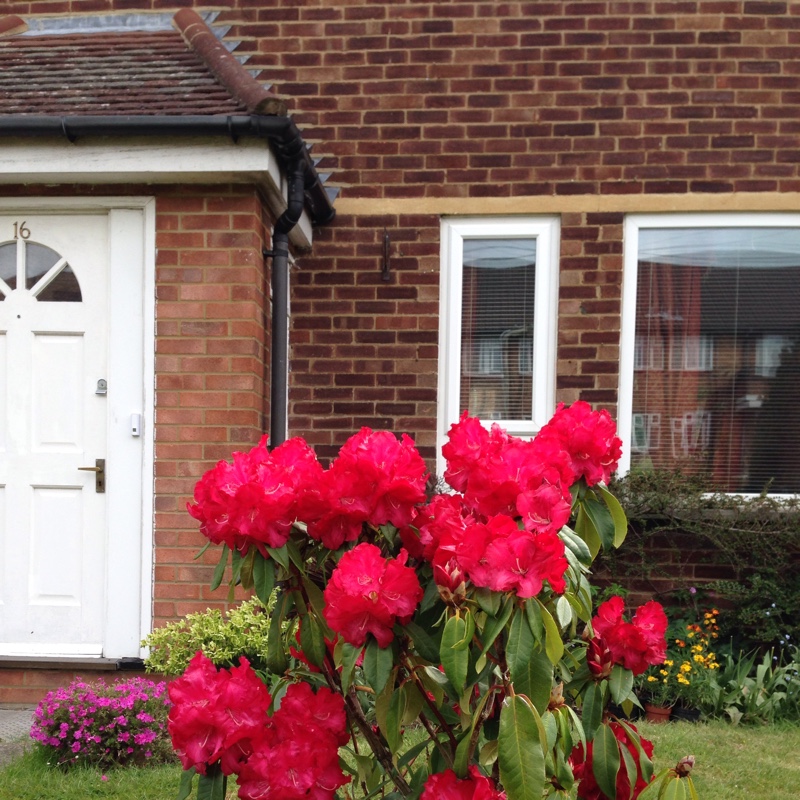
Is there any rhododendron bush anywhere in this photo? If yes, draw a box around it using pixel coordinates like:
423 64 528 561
172 403 699 800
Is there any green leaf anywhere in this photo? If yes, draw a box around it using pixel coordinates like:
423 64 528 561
286 538 306 573
581 682 604 741
617 719 654 785
454 688 493 777
193 541 211 560
340 642 363 695
266 544 291 571
176 767 196 800
385 684 406 754
441 614 470 695
266 592 291 675
210 544 229 592
475 586 501 616
592 722 621 800
582 495 616 552
525 598 545 642
239 548 256 590
574 505 602 559
507 608 553 713
364 637 395 694
597 484 628 548
252 553 275 606
498 695 546 800
230 548 244 586
196 769 226 800
555 595 573 628
662 777 687 800
299 612 327 669
559 525 593 565
401 682 426 725
536 598 565 664
404 621 441 663
479 597 514 657
609 664 634 705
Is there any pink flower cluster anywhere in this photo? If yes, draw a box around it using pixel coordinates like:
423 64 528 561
167 652 349 800
402 403 621 601
590 596 668 676
421 765 506 800
30 676 171 768
187 429 428 555
187 436 323 555
323 543 423 647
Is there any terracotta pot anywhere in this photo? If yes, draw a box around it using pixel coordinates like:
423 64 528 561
644 703 672 724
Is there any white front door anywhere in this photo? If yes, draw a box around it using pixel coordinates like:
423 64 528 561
0 205 153 658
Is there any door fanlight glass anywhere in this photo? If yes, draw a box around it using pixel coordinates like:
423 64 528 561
0 240 82 302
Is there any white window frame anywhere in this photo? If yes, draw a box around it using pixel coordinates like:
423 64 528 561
619 212 800 479
438 216 559 464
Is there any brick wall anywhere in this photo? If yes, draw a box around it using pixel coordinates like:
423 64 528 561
153 186 271 625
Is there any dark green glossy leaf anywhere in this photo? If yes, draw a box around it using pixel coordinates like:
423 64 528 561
266 544 290 571
597 484 628 548
582 495 615 552
559 525 593 565
581 682 603 741
592 722 621 800
230 548 244 585
404 620 441 663
536 599 565 664
479 597 514 657
210 544 229 592
239 548 256 590
196 769 226 800
525 597 545 642
475 586 501 616
441 614 469 695
574 505 601 559
385 685 406 754
609 664 634 705
507 609 553 713
498 696 546 800
266 592 291 675
364 637 395 694
299 612 327 669
340 642 363 695
252 553 275 606
176 767 196 800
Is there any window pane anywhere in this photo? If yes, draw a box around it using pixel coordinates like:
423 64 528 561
633 227 800 492
0 242 16 294
460 238 536 421
25 242 81 302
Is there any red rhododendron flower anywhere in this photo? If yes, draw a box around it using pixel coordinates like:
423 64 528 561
534 401 622 487
591 596 668 675
187 436 324 555
168 652 270 775
323 543 423 647
306 429 428 549
455 514 568 598
441 414 572 532
236 682 349 800
421 765 507 800
400 493 475 562
570 721 654 800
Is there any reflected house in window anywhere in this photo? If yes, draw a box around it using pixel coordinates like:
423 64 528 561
0 239 81 302
630 225 800 492
460 238 536 422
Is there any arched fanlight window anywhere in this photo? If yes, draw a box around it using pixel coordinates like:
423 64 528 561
0 240 82 302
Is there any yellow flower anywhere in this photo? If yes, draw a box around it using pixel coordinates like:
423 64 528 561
647 676 658 683
693 654 704 663
664 659 674 667
659 669 669 677
680 662 692 673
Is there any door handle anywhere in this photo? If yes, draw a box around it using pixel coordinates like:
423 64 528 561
78 458 105 493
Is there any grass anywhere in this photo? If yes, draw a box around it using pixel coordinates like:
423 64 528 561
1 720 799 799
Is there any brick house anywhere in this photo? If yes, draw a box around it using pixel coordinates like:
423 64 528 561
3 1 800 703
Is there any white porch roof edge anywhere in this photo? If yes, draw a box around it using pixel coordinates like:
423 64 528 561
0 136 313 248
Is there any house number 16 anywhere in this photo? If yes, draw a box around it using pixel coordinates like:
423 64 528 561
12 221 31 240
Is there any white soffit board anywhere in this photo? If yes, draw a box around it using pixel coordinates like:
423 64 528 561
0 137 313 247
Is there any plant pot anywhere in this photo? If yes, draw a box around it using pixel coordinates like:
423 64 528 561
644 703 672 724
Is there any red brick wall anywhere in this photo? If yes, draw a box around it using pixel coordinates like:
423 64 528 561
153 186 271 625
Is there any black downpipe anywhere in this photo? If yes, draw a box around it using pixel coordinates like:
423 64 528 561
268 165 307 449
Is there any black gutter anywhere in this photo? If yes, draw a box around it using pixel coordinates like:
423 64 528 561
0 114 335 227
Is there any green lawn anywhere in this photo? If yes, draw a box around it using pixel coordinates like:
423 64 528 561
1 720 799 799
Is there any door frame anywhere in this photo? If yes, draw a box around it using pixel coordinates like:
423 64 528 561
0 196 156 659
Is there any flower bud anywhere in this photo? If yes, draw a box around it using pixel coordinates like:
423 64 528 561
433 555 467 606
675 755 695 777
586 635 613 680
